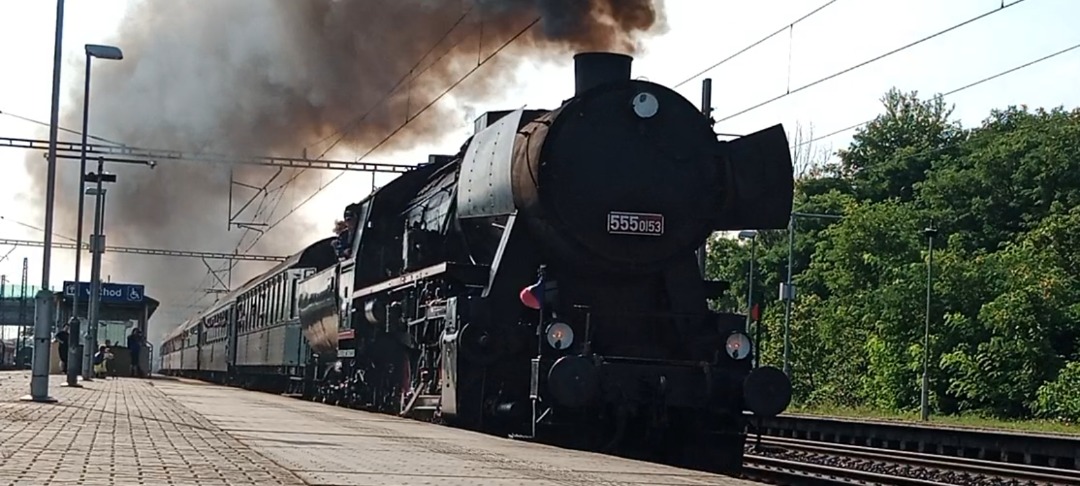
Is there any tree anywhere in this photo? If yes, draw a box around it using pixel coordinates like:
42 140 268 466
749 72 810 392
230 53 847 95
708 89 1080 422
835 89 964 203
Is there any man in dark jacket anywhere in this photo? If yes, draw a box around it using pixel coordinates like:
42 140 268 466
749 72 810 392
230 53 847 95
56 324 70 373
127 328 144 378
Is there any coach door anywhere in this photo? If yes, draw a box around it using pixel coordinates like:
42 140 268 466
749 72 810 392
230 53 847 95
226 303 238 372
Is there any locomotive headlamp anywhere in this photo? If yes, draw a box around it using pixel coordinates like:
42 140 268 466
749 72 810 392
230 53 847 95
725 332 752 360
632 92 659 119
545 322 575 351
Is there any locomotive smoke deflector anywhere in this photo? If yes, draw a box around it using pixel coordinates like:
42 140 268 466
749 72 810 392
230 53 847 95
713 124 796 231
574 52 633 96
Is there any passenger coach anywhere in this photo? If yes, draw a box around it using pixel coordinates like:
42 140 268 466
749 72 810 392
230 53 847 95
158 237 337 388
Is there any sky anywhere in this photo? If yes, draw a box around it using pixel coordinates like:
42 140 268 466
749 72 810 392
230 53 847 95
0 0 1078 343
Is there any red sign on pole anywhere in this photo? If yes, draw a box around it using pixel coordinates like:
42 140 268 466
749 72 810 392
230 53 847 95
750 303 761 322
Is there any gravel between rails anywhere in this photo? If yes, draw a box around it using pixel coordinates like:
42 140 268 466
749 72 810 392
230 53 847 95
744 436 1080 486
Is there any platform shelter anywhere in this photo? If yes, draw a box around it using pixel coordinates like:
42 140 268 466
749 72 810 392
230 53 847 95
51 280 158 376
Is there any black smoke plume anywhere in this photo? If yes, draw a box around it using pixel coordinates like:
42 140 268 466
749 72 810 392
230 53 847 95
23 0 666 345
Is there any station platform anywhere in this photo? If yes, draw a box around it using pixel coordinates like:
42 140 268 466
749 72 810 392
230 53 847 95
0 371 763 486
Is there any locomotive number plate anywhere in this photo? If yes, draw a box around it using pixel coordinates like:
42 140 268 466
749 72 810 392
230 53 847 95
607 211 664 236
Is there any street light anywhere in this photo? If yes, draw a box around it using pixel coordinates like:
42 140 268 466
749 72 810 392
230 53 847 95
24 0 66 405
738 230 758 365
81 162 116 382
70 43 123 387
921 225 939 422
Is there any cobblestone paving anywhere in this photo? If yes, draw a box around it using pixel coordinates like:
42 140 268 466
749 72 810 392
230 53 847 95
155 378 761 486
1 371 761 486
0 371 304 486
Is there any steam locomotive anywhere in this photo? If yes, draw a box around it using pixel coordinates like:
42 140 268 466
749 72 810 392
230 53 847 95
159 52 794 472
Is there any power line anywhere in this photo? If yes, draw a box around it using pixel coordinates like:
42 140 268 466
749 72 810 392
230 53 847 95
303 5 477 158
241 16 543 254
227 6 480 265
0 109 127 146
795 40 1080 149
0 238 286 262
672 0 841 89
716 0 1032 124
0 136 416 173
254 12 477 215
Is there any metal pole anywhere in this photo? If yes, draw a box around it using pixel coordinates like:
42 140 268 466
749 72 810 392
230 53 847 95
783 215 794 376
66 53 93 387
696 78 714 278
24 0 65 404
87 158 106 380
746 237 755 331
781 212 842 377
920 228 936 421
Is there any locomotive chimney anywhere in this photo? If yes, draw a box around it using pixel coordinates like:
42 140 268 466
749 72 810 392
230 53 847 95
574 52 633 96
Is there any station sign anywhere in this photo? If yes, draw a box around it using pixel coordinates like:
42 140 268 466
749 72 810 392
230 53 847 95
63 281 145 304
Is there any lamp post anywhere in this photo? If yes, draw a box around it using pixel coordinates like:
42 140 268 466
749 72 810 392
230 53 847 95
68 44 123 388
81 160 116 381
738 230 758 364
921 225 939 422
24 0 66 404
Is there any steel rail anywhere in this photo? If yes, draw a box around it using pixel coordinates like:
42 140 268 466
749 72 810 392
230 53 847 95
758 435 1080 485
744 454 954 485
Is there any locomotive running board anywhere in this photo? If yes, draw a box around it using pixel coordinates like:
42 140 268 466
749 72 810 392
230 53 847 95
352 262 490 300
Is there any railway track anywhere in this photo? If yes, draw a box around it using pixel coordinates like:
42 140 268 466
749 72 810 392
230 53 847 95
742 435 1080 485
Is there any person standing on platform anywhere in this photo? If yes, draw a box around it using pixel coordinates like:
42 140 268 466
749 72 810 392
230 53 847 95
55 323 70 373
128 327 145 378
92 345 113 379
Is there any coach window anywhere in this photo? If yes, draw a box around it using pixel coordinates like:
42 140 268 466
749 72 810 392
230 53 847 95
281 276 288 321
280 276 289 321
251 291 258 330
275 277 280 323
271 277 279 324
254 288 261 329
237 299 243 333
272 276 280 321
260 286 268 328
260 285 268 328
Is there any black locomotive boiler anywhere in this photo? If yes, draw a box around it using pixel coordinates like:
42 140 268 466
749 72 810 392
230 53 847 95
160 51 795 473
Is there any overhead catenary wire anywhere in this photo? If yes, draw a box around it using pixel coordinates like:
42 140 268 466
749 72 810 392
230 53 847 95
241 15 543 255
229 6 481 260
249 7 477 223
223 8 479 304
302 5 477 158
0 109 127 147
794 40 1080 150
1 108 252 312
778 41 1080 212
199 7 512 324
672 0 841 90
716 0 1032 124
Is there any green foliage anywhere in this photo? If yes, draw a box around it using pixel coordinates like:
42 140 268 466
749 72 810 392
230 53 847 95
1034 361 1080 423
710 90 1080 424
